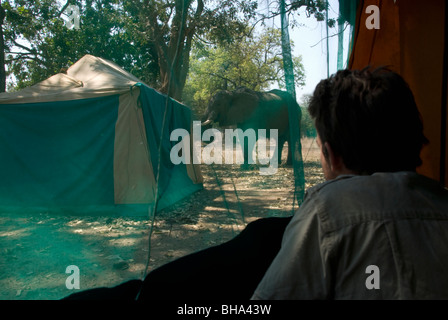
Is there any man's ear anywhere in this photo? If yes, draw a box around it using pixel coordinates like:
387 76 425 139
323 142 344 173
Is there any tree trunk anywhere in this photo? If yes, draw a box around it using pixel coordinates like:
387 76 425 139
147 0 203 102
0 4 6 93
280 0 296 100
157 0 187 100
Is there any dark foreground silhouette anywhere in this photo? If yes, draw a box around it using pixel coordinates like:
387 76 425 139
63 216 292 300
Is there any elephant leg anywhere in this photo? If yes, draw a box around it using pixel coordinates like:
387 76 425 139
246 135 256 165
286 141 293 165
237 128 257 166
282 132 293 166
277 138 286 166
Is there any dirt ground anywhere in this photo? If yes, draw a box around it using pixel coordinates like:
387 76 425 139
0 138 324 300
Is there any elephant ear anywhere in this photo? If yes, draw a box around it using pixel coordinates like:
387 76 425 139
228 88 260 125
205 90 231 121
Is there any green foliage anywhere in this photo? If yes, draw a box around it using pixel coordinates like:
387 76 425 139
300 107 317 137
183 26 306 117
299 94 316 137
2 0 333 100
3 0 159 90
121 0 259 99
286 0 336 27
3 0 260 96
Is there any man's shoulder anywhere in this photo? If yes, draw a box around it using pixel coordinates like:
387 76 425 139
302 172 448 226
309 171 446 197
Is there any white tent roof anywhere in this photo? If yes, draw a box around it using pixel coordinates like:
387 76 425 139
0 55 143 104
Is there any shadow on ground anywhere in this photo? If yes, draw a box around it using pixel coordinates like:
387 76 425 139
0 156 324 300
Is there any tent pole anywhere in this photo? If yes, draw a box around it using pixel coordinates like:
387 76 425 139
440 1 448 186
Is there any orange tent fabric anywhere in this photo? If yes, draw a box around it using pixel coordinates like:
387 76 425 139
349 0 448 187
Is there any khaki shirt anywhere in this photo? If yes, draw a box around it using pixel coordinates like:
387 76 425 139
252 172 448 299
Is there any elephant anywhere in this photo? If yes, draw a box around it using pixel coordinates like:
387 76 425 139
201 87 301 166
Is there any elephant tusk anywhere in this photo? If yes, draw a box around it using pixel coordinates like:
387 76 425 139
201 119 213 126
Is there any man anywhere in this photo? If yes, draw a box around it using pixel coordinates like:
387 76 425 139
251 67 448 299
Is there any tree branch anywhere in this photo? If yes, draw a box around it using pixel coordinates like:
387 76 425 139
8 52 45 64
310 22 349 48
11 40 36 54
57 1 71 18
206 71 239 88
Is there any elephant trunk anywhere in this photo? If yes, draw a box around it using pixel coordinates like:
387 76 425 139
201 110 216 126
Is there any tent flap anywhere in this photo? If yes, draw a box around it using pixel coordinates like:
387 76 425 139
139 85 203 211
349 0 448 187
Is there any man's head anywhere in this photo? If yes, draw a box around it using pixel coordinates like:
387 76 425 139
309 67 428 179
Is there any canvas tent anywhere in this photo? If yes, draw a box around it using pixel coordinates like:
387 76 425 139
343 0 448 187
0 54 203 215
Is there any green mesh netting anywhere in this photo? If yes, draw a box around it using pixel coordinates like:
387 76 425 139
0 1 359 300
0 84 310 300
0 84 205 299
337 0 359 69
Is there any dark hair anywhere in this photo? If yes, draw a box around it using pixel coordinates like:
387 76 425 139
308 67 428 174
